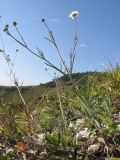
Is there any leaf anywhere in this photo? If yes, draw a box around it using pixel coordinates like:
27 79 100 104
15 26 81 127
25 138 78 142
17 142 26 152
106 158 120 160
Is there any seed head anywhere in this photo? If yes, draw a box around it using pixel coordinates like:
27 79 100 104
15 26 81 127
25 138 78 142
3 24 9 32
42 19 45 22
13 21 17 26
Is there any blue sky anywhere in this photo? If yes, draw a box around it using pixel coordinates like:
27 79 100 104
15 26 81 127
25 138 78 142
0 0 120 85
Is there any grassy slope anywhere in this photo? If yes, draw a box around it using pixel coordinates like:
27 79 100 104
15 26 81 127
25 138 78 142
0 72 103 102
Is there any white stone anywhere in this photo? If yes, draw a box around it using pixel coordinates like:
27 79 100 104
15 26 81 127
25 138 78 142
88 143 100 152
76 128 89 139
6 148 14 154
35 133 45 144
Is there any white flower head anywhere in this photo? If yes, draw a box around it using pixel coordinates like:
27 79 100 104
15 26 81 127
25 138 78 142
69 10 79 19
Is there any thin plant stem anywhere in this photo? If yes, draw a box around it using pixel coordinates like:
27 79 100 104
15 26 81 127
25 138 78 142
43 21 70 74
70 18 78 73
0 33 35 138
8 30 66 76
15 26 27 47
43 20 79 91
54 76 67 129
45 69 66 128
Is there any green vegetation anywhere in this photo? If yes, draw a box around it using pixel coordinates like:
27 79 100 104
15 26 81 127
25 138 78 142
0 11 120 160
0 69 120 159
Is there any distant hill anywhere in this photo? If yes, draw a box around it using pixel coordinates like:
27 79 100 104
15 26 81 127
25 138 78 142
0 72 103 102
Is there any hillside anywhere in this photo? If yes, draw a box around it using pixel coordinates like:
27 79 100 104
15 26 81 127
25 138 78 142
0 72 103 103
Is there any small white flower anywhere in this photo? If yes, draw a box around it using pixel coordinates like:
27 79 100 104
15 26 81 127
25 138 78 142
69 10 79 19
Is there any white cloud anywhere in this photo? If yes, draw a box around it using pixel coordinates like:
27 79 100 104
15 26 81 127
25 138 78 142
50 19 60 23
32 16 39 21
80 43 87 47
